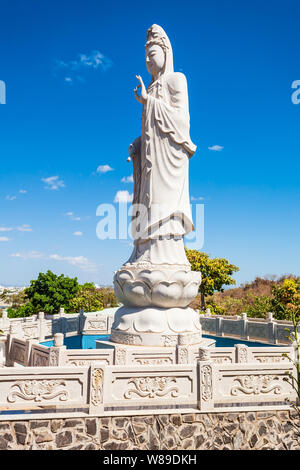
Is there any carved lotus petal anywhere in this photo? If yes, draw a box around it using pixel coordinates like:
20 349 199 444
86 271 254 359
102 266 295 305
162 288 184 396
169 270 191 285
182 282 200 301
113 280 126 302
191 271 202 283
138 269 167 284
152 281 183 307
166 307 196 332
123 281 151 307
116 269 135 284
133 309 168 333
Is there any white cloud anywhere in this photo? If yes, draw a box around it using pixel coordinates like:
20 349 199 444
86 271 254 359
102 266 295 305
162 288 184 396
17 224 33 232
49 254 97 272
42 176 65 191
5 195 16 201
0 236 10 242
65 212 81 221
73 231 83 237
0 227 13 232
19 189 27 194
10 251 97 273
97 165 114 174
10 251 44 259
121 175 134 183
208 145 224 151
114 190 133 203
54 50 113 83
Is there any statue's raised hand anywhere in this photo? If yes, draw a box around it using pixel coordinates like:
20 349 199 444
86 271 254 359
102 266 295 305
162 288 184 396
134 75 148 104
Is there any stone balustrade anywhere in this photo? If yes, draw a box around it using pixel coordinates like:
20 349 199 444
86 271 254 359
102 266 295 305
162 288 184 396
0 339 297 421
199 311 296 344
0 307 117 342
1 309 295 348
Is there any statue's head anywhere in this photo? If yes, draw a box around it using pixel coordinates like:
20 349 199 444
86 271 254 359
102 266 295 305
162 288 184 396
145 24 173 79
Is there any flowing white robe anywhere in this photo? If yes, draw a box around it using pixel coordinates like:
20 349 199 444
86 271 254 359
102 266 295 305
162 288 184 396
128 71 196 266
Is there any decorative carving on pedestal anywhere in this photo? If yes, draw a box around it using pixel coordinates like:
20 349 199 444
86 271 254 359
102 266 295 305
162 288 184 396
7 380 69 403
12 345 25 364
31 354 49 367
178 347 189 364
201 365 213 401
231 375 282 396
134 357 173 365
110 331 143 345
49 349 59 366
24 326 38 339
124 376 179 399
90 368 104 406
87 320 107 331
255 355 289 364
115 348 127 365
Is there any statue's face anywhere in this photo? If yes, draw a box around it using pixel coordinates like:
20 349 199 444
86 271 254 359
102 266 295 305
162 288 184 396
145 45 165 76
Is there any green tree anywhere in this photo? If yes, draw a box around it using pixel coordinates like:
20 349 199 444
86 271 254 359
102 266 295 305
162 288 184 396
271 278 300 320
245 295 273 318
69 285 118 312
24 270 80 315
69 285 104 312
185 249 239 310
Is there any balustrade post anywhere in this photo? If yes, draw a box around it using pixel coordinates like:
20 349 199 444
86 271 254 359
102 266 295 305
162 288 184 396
267 312 277 344
1 309 9 331
107 314 114 333
0 336 6 366
79 309 85 334
5 333 13 367
197 348 215 411
215 316 223 337
240 312 248 339
38 311 45 342
235 344 249 363
24 339 39 366
59 307 66 335
49 333 67 366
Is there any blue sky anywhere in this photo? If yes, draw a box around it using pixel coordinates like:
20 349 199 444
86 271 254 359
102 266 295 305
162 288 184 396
0 0 299 287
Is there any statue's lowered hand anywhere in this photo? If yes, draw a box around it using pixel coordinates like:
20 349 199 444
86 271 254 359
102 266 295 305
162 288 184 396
134 75 147 104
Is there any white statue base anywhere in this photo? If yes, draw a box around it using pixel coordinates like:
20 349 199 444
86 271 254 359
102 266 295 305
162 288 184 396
110 305 203 347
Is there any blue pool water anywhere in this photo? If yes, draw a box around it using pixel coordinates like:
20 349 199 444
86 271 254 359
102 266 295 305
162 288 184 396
41 334 275 349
